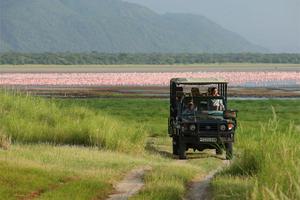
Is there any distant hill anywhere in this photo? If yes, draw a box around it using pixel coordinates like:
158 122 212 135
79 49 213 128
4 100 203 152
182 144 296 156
0 0 266 53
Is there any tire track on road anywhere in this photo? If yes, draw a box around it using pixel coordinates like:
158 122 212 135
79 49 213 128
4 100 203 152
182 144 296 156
106 166 152 200
184 160 230 200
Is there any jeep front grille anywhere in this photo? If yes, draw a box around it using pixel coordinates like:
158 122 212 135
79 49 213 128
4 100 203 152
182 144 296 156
199 124 218 132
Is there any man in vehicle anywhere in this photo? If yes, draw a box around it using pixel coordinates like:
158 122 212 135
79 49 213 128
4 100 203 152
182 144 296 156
182 101 197 115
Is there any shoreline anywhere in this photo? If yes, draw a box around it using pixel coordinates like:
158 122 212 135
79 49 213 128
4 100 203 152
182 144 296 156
0 63 300 73
2 85 299 99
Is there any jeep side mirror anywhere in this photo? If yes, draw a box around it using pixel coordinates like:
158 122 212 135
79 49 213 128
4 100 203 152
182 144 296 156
224 109 238 119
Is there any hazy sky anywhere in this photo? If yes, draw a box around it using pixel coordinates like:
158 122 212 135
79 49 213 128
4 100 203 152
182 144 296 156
124 0 300 53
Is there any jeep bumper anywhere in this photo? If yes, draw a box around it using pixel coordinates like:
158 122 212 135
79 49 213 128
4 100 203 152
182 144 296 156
180 131 234 144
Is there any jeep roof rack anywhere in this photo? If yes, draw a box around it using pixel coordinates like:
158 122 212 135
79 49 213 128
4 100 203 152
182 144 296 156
171 78 227 85
170 78 228 115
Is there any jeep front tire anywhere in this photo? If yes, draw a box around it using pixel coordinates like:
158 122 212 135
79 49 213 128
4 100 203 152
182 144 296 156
216 147 223 155
225 142 233 160
178 136 187 159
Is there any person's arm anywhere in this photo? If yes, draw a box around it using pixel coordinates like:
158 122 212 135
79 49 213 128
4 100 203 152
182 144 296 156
209 99 216 110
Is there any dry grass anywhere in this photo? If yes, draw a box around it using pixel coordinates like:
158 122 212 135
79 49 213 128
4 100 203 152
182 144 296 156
0 130 11 150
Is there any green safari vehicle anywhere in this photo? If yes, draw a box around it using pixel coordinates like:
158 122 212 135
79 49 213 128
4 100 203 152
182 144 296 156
168 78 238 159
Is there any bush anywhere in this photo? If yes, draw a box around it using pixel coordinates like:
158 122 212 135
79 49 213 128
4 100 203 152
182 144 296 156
0 92 147 153
214 108 300 200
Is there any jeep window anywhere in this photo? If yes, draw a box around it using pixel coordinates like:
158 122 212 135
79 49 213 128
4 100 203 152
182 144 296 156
181 97 225 115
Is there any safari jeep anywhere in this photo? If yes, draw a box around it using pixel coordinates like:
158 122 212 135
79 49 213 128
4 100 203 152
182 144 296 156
168 78 238 159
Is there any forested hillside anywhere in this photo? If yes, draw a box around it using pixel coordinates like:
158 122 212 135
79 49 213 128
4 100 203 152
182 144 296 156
1 53 299 64
0 0 265 53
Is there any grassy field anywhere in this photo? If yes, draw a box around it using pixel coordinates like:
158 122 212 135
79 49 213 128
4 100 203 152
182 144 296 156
0 92 148 153
0 92 222 200
1 144 222 200
0 92 299 199
212 101 300 200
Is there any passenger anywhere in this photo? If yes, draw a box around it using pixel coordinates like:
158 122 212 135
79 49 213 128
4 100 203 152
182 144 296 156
183 102 197 115
207 87 213 95
209 87 225 111
191 87 200 96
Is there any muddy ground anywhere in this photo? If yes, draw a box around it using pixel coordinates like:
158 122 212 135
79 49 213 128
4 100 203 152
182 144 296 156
3 85 300 98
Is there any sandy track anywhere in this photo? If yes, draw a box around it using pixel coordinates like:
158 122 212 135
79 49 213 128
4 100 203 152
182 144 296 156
184 160 230 200
106 166 152 200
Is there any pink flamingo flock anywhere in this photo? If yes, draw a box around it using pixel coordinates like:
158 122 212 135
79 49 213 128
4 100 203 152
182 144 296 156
0 72 299 87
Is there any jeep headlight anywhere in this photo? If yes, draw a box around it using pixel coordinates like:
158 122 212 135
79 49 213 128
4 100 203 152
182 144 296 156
228 123 234 131
189 124 196 131
220 124 227 131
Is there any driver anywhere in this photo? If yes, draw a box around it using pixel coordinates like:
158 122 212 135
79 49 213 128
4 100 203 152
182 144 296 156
183 101 197 115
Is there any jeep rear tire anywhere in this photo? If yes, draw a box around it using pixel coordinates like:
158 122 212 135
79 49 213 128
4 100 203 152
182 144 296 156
225 142 233 160
178 137 186 159
172 136 179 156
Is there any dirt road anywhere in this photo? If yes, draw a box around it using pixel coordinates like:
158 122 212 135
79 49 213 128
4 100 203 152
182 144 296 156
106 166 151 200
184 160 230 200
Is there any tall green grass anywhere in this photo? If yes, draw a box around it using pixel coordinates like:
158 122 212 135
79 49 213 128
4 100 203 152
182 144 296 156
0 144 221 200
0 92 146 153
213 107 300 200
1 94 299 199
59 98 169 137
0 144 141 200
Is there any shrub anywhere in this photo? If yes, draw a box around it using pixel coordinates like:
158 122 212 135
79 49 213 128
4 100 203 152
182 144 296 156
0 92 147 153
214 108 300 199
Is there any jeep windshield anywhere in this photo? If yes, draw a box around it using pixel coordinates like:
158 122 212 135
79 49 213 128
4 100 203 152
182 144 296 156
180 96 225 119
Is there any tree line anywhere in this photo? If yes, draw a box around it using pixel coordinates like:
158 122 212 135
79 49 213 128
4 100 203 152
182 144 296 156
1 53 300 65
